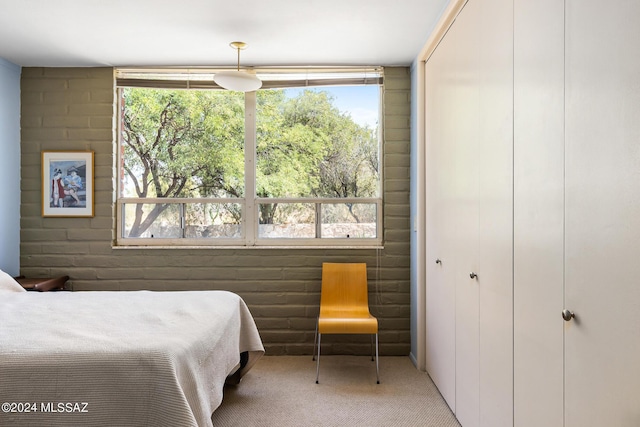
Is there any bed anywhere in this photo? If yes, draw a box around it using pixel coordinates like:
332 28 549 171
0 270 264 427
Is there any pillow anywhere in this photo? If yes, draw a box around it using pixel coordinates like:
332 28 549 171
0 269 26 292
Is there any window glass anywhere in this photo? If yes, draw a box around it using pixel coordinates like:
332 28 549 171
257 202 316 239
184 202 242 239
117 71 382 247
122 202 182 238
256 87 380 199
120 88 245 200
321 203 377 239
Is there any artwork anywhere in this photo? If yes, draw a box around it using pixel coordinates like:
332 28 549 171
42 151 94 217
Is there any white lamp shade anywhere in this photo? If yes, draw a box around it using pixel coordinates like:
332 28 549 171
213 70 262 92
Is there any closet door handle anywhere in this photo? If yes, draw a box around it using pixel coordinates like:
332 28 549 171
469 272 477 279
435 259 442 264
562 309 575 321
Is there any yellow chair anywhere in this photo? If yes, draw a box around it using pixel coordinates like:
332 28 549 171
313 262 379 384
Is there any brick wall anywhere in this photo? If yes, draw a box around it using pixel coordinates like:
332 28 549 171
20 66 411 356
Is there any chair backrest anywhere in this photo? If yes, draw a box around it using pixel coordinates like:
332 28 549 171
320 263 371 317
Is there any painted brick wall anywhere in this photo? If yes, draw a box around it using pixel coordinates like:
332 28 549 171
20 66 411 356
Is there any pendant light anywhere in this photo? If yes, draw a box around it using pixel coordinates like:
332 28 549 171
213 41 262 92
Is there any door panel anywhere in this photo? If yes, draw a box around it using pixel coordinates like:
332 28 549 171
425 24 457 410
452 2 481 426
565 0 640 425
513 0 565 425
477 0 513 425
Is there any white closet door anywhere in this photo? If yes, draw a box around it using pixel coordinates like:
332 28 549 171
565 0 640 426
477 0 513 425
425 23 457 411
452 1 481 426
512 0 565 425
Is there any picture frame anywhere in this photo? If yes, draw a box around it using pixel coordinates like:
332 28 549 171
42 151 94 217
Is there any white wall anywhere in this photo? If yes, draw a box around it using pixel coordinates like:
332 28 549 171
409 58 423 367
0 57 21 276
409 0 457 371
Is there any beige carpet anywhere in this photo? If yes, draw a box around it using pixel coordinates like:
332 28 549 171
211 356 461 427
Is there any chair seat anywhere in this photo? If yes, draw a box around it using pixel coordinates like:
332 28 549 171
318 315 378 334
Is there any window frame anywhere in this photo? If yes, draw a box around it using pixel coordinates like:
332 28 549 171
115 68 384 248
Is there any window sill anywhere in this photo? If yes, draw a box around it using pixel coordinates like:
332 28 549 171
111 244 384 250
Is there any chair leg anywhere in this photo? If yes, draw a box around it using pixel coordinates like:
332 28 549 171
370 335 375 361
315 333 322 384
312 319 318 361
375 333 380 384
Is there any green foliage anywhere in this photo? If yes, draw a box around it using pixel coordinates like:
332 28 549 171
121 86 379 236
122 89 245 199
256 90 326 199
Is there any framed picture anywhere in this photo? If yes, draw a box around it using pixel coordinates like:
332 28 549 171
42 151 94 217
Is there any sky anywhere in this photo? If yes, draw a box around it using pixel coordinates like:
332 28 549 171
284 85 380 129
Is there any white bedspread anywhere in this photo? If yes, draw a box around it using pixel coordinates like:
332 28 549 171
0 290 264 427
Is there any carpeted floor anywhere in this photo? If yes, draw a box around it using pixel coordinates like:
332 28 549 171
211 355 461 427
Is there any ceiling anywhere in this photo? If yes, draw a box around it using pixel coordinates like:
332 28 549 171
0 0 448 68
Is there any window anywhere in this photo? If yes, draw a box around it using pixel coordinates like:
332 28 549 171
116 68 383 247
